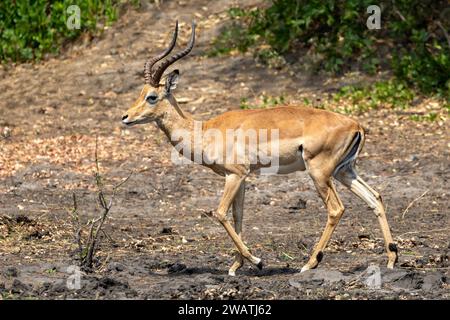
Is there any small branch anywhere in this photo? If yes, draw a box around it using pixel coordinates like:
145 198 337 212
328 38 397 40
399 266 450 270
112 171 133 195
398 227 449 238
94 135 102 189
436 20 450 50
70 136 132 270
69 193 83 261
401 190 429 219
392 0 406 22
100 229 116 245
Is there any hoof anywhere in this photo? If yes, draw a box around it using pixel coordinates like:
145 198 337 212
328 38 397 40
387 261 395 269
300 265 310 273
256 260 263 270
228 270 236 276
301 261 319 272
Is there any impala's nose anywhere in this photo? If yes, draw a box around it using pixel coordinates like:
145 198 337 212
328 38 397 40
122 114 128 122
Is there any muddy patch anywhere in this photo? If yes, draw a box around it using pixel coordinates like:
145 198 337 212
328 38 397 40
289 267 446 294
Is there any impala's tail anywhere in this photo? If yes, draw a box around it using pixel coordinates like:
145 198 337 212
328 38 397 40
333 129 365 176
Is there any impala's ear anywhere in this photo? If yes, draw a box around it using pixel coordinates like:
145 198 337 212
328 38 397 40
164 70 180 94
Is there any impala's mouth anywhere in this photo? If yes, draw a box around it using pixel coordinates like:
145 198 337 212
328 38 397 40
122 119 136 126
122 117 150 126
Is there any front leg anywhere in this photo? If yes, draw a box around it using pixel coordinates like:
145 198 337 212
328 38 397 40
214 174 262 273
229 181 245 276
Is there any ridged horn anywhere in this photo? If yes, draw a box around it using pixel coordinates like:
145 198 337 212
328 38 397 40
150 21 196 86
144 21 178 86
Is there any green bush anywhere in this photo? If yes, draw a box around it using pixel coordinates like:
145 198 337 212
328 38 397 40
0 0 122 62
239 95 285 109
333 80 415 110
212 0 450 98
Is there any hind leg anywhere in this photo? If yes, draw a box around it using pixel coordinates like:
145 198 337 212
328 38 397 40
228 181 245 276
335 165 398 268
301 166 345 272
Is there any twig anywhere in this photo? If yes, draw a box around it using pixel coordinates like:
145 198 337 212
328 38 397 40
94 135 102 188
398 227 450 238
200 210 221 227
100 229 116 245
69 136 132 269
399 266 450 270
83 137 111 268
436 21 450 50
113 172 133 193
392 0 406 22
69 193 83 261
401 190 429 219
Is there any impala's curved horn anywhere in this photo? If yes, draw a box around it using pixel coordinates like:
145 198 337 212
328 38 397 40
151 21 196 86
144 21 178 87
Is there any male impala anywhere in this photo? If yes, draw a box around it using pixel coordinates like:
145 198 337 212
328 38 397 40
122 21 398 276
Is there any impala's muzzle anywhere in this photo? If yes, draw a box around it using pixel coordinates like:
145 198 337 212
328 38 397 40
121 114 131 125
121 112 151 126
122 114 140 126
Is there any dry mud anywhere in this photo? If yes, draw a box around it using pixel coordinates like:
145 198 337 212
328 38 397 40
0 0 448 299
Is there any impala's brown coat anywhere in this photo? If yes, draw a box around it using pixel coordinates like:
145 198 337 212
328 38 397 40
122 22 397 275
123 85 398 275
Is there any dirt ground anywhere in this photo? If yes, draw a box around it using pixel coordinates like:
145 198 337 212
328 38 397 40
0 0 448 300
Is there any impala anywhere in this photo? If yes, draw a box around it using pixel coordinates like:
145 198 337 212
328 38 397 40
121 21 398 276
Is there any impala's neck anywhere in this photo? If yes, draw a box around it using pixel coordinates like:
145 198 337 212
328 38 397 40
155 95 196 145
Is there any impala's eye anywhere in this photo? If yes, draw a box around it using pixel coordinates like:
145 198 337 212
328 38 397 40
146 94 158 104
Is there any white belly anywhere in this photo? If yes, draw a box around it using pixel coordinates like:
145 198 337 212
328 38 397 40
254 157 306 175
275 159 307 174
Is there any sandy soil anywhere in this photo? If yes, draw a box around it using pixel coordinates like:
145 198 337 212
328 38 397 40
0 0 448 299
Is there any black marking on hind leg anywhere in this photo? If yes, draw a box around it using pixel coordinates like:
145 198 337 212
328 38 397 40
316 251 323 263
388 243 399 262
333 131 362 176
388 243 398 253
